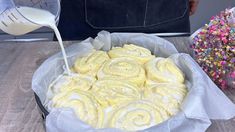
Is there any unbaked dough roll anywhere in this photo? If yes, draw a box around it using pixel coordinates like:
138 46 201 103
149 94 180 116
74 50 110 76
144 83 187 115
91 79 141 107
145 58 185 84
107 100 169 131
108 44 154 64
145 83 187 103
97 57 146 87
52 89 104 128
47 74 96 97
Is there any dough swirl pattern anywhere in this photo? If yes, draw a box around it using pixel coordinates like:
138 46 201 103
145 58 185 84
108 44 154 64
74 50 110 76
107 100 169 131
97 57 146 87
52 89 104 128
91 79 141 107
46 74 96 101
144 83 187 115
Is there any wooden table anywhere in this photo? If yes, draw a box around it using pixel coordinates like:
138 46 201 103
0 37 234 132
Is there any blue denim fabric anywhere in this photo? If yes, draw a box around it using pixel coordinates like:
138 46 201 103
58 0 190 40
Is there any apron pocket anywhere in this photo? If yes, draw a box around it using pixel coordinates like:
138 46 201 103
85 0 147 29
145 0 188 26
85 0 188 29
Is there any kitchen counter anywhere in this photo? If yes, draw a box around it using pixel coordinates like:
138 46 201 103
0 37 234 132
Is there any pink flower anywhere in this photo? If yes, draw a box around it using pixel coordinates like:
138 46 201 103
222 37 228 44
231 71 235 78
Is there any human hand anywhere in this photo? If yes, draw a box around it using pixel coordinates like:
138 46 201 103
189 0 199 15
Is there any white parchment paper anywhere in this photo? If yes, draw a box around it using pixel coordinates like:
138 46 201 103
32 31 235 132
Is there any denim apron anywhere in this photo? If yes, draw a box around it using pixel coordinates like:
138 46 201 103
58 0 190 40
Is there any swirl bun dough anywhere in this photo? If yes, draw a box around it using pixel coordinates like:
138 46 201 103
145 58 185 85
52 89 104 128
74 50 110 76
91 79 141 107
46 74 96 101
97 57 146 87
107 100 169 131
108 44 154 64
144 83 187 115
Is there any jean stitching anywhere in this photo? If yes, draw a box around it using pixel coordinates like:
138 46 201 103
143 0 149 26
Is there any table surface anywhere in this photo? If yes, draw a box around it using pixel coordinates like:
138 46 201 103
0 37 234 132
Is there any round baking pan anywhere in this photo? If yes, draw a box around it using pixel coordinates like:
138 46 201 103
34 93 49 120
